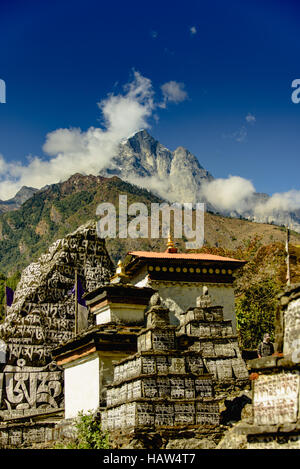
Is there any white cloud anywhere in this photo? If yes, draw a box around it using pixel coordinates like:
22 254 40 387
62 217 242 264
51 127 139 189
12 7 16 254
246 113 256 123
0 72 186 200
199 176 300 223
200 176 256 212
159 81 188 108
190 26 197 35
42 128 86 156
126 174 174 202
254 190 300 216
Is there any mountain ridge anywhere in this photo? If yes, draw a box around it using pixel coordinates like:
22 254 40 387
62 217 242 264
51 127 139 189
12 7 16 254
0 186 38 213
1 130 299 232
100 129 300 232
0 172 300 277
100 130 300 232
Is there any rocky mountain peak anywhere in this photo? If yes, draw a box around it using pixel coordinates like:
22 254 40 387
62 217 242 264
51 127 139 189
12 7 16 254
126 128 156 146
100 130 213 203
0 186 38 213
13 186 38 204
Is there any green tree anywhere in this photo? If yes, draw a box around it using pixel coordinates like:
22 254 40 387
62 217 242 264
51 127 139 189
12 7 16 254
236 278 280 350
56 411 110 449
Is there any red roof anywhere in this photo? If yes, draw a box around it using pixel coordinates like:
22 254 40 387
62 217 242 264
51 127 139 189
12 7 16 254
126 251 245 263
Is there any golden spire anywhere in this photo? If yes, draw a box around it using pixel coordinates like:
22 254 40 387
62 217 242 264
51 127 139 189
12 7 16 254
167 232 174 249
110 258 129 284
165 232 177 253
116 259 125 276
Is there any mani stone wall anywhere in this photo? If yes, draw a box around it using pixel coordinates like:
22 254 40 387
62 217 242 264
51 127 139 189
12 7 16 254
218 283 300 450
101 291 249 448
177 290 249 395
0 221 114 421
281 283 300 358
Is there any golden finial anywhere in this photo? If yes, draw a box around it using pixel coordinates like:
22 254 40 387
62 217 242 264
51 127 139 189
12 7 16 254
165 231 177 253
116 259 125 275
167 232 174 249
110 258 129 284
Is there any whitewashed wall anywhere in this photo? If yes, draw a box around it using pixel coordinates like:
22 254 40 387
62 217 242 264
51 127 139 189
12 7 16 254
131 273 237 331
63 351 132 419
64 353 100 419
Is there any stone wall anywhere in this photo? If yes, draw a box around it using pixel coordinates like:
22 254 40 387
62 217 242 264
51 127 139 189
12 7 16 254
281 284 300 357
100 291 249 447
0 410 65 448
148 280 237 330
217 283 300 450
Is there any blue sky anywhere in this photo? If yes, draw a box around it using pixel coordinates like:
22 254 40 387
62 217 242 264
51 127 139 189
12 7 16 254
0 0 300 200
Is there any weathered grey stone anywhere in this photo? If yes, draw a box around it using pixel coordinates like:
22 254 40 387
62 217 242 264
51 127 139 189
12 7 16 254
217 422 248 449
218 283 300 449
102 293 248 446
166 437 216 449
149 293 161 307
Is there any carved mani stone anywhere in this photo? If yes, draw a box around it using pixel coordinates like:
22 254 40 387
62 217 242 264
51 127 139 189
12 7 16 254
0 221 114 416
